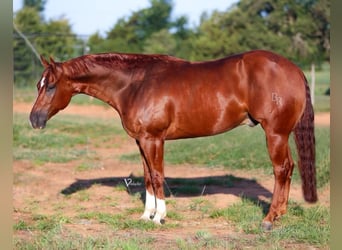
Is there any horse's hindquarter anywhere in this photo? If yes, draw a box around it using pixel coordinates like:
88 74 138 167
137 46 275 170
241 51 307 131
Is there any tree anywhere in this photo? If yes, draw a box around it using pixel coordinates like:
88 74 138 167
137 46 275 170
143 29 176 54
89 0 174 53
171 15 196 59
192 0 330 66
236 0 330 65
13 7 44 86
87 0 197 59
309 0 330 61
13 6 80 86
36 19 80 60
87 32 106 53
23 0 47 13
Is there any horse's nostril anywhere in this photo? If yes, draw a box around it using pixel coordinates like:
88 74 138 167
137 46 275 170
29 111 48 129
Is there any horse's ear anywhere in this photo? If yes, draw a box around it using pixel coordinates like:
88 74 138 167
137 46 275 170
49 56 56 65
48 56 61 76
40 55 49 68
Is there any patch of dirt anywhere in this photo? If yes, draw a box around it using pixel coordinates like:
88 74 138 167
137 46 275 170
13 102 330 246
314 112 330 126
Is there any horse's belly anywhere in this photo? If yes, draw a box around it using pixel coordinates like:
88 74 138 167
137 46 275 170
165 110 247 140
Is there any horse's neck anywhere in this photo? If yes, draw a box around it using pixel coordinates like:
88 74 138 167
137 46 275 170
68 65 131 110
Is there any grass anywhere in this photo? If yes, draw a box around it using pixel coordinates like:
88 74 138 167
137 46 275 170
211 197 264 234
13 112 127 165
14 200 329 248
77 211 161 231
14 229 156 250
14 202 330 249
14 214 70 232
210 198 330 248
120 126 269 169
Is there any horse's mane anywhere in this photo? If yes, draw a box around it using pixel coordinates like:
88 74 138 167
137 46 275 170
62 53 186 76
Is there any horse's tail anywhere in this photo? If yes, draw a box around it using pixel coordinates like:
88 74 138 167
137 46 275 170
293 76 318 203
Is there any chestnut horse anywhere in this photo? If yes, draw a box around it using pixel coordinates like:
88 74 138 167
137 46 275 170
30 50 317 230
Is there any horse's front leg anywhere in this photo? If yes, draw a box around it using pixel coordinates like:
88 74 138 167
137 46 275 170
136 138 166 224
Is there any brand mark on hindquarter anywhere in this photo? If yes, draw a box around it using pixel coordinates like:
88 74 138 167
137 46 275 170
272 92 282 106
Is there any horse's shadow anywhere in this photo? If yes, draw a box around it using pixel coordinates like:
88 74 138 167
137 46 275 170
61 173 272 215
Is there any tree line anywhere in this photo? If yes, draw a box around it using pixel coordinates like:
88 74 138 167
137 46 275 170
13 0 330 87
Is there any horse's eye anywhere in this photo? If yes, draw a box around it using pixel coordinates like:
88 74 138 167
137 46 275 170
46 84 56 92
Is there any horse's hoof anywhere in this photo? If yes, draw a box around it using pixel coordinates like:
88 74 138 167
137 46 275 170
261 221 273 231
152 215 165 225
140 214 152 221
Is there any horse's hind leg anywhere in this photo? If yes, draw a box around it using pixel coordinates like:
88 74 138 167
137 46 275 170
262 130 294 230
136 138 166 224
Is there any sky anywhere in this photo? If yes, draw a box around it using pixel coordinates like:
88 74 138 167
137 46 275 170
13 0 238 36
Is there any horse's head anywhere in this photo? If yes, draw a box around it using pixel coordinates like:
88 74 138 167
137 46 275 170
30 56 73 129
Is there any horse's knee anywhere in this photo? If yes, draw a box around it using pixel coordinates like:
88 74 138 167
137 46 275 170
273 158 294 182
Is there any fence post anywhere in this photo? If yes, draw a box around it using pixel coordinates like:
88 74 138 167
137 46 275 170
311 63 315 105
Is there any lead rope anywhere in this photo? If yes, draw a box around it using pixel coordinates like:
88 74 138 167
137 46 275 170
164 179 174 197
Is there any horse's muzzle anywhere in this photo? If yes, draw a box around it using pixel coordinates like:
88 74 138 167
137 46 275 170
29 110 48 129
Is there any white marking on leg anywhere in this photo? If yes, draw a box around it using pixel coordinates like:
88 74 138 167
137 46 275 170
40 77 46 89
152 197 166 224
140 190 155 221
